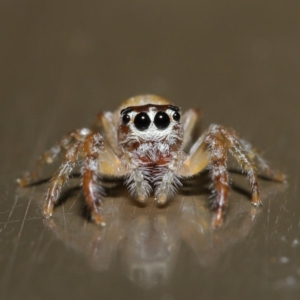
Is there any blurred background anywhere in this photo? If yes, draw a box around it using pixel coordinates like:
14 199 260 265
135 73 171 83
0 1 300 299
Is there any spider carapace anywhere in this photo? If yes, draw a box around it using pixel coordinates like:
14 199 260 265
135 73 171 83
18 95 286 227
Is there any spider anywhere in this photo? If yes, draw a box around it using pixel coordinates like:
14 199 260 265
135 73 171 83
18 95 286 227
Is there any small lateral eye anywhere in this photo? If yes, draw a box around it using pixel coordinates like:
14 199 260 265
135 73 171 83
173 111 180 122
154 111 170 130
134 112 151 131
122 114 131 124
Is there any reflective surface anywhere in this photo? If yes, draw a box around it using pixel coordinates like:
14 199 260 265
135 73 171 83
1 1 300 299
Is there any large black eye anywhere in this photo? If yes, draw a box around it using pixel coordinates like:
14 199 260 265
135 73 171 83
134 112 151 131
173 111 180 122
154 111 170 130
122 114 131 124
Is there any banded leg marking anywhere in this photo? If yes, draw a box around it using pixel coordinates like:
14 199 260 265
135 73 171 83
205 133 230 228
82 133 105 225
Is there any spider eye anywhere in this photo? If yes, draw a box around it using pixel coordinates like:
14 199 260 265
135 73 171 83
122 114 131 124
134 112 151 131
173 111 180 122
154 111 170 130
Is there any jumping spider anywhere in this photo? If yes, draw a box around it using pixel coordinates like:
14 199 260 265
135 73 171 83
18 95 286 227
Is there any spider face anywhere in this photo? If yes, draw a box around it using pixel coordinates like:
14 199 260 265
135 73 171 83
118 104 183 155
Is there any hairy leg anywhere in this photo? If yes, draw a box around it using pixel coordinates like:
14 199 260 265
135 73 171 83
178 124 279 227
42 131 126 223
210 125 261 206
179 130 231 227
44 142 82 218
238 138 286 182
82 133 105 225
179 128 230 227
82 132 129 225
82 132 128 225
17 128 92 187
213 126 285 182
205 131 230 227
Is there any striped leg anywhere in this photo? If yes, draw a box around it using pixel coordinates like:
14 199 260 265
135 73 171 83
82 133 106 225
44 132 126 223
205 132 230 228
206 125 261 207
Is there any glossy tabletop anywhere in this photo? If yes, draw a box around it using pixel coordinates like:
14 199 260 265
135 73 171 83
0 1 299 299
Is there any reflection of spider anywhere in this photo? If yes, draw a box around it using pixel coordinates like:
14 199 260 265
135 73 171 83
18 95 286 227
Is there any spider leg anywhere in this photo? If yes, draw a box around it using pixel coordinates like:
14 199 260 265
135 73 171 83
82 133 105 225
43 130 126 223
206 125 265 209
181 108 201 150
238 138 286 182
17 128 92 187
82 133 128 225
179 128 230 227
178 124 272 227
44 141 82 218
205 130 230 227
93 111 119 153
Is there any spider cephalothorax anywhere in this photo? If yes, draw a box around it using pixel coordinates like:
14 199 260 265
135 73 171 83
18 95 286 227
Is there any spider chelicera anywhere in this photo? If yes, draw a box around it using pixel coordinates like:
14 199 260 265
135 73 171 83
18 95 286 227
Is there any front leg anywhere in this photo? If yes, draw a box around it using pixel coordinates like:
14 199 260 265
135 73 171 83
82 134 105 225
82 133 128 225
178 131 230 227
